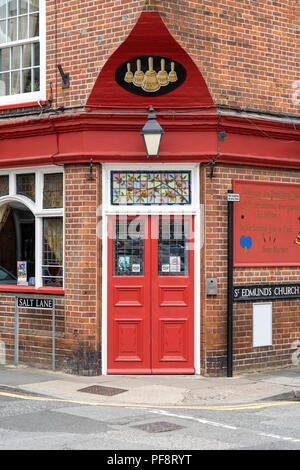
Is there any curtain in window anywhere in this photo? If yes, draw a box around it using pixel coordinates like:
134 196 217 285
43 218 63 265
0 204 10 233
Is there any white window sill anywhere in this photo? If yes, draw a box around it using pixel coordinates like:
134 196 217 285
0 91 46 109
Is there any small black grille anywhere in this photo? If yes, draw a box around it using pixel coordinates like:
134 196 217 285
77 385 127 396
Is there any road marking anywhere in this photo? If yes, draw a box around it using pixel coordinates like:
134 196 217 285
0 390 299 411
149 409 238 430
150 410 300 445
259 432 300 444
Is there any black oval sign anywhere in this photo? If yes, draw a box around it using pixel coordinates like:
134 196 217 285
115 56 186 97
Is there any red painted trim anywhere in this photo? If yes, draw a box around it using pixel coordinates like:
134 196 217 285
107 369 152 374
0 101 47 111
0 285 64 295
151 368 195 374
0 111 298 170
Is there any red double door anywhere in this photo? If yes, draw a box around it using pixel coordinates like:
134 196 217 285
107 215 194 374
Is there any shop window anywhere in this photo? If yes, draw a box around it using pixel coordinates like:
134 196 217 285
0 202 35 283
0 0 45 106
0 168 63 288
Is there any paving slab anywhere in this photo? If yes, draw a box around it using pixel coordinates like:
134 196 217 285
0 365 299 406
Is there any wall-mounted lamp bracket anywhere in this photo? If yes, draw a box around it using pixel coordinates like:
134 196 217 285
87 158 96 181
57 64 70 89
209 159 216 179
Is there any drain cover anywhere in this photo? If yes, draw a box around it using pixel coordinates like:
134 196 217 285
77 385 127 396
132 421 184 433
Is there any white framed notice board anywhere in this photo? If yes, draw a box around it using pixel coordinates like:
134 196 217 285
252 302 272 348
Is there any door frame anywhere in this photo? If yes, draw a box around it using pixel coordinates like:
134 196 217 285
101 163 202 375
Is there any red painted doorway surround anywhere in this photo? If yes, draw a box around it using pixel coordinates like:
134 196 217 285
107 215 194 374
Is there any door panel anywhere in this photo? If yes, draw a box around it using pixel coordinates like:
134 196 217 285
107 214 194 374
151 216 194 373
107 215 151 373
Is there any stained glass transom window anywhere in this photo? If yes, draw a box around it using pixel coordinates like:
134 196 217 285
16 173 35 200
111 171 191 205
43 173 63 209
0 175 9 196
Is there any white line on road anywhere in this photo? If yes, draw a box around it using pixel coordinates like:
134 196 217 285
150 409 300 446
259 432 300 444
149 408 238 430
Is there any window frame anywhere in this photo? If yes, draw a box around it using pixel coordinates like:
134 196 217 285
0 165 64 291
0 0 46 106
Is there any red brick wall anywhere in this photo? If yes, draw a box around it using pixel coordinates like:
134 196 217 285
201 163 300 375
44 0 299 115
145 0 300 115
63 163 102 374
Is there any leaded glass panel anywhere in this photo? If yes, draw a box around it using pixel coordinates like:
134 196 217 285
43 173 63 208
16 173 35 200
158 218 189 276
113 218 144 276
0 175 9 196
111 171 191 205
42 217 63 287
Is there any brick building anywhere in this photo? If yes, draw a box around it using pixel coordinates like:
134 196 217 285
0 1 299 376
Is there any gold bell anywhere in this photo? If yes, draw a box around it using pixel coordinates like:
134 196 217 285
133 59 144 87
157 58 169 86
142 57 160 92
168 61 178 83
124 63 133 83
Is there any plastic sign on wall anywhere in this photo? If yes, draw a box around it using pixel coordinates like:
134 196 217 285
233 180 300 266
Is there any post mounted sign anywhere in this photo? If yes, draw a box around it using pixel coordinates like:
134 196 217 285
17 297 54 310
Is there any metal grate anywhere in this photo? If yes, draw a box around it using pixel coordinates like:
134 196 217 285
132 421 185 433
77 385 128 396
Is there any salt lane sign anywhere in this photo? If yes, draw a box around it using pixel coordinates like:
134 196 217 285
17 297 54 310
233 283 300 302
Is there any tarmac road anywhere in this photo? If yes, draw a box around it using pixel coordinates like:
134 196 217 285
0 365 300 451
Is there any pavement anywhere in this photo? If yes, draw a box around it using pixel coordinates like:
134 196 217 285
0 364 300 407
